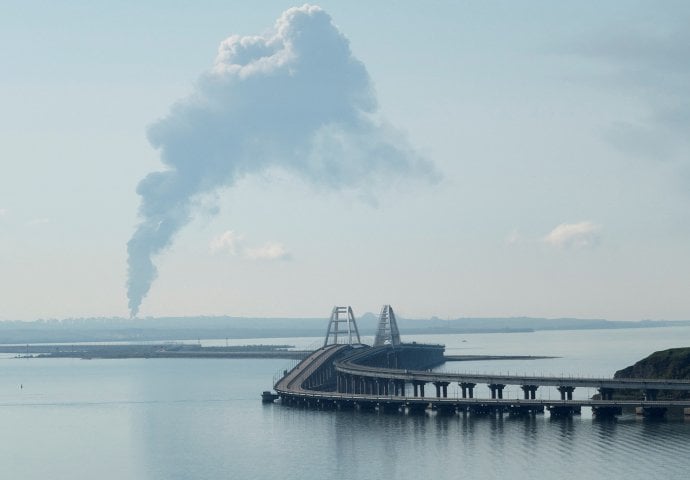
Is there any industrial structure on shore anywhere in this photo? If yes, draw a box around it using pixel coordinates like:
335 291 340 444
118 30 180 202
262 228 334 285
267 305 690 418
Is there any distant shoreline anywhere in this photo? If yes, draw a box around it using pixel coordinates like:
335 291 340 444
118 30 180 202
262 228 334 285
0 344 310 360
1 316 688 345
0 341 560 362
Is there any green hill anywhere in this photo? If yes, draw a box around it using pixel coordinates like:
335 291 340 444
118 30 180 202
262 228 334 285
615 348 690 380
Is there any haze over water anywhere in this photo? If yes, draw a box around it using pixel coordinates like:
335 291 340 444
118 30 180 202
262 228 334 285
2 327 690 479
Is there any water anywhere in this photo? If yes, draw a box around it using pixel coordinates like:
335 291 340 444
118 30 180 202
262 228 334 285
2 327 690 479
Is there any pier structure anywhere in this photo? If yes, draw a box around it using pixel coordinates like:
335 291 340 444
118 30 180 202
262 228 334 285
272 306 690 418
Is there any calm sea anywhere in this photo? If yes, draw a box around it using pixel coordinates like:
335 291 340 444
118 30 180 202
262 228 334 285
2 327 690 479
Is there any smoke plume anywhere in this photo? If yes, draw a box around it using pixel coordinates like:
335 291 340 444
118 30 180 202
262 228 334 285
127 4 438 317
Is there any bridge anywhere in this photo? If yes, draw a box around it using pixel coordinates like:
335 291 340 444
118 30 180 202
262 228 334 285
271 306 690 418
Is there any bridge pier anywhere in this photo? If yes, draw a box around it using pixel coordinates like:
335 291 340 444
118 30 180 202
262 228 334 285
459 382 476 399
396 380 406 397
378 401 402 414
433 402 457 415
548 405 581 417
468 403 495 415
637 406 667 418
508 404 544 416
557 386 575 400
598 388 614 400
355 400 377 411
592 406 622 418
521 385 538 400
406 401 428 414
412 381 426 398
335 400 355 410
433 381 450 398
489 384 506 399
644 389 659 401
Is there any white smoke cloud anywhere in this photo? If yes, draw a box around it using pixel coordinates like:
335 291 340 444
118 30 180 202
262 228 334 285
543 221 600 249
245 242 292 261
209 231 291 260
209 230 243 255
505 228 522 246
126 5 438 316
245 242 292 260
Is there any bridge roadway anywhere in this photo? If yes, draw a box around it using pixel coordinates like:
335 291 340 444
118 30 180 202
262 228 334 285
274 344 356 394
335 356 690 391
273 344 690 416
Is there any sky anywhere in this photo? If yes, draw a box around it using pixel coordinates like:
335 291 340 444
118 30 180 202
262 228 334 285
1 1 689 321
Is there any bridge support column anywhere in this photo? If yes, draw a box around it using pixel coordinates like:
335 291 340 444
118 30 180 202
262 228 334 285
557 386 575 400
592 406 622 418
460 382 476 399
433 381 450 398
412 381 426 398
397 380 406 397
637 406 667 418
367 378 375 395
644 389 659 401
598 388 614 400
549 405 580 417
521 385 538 399
489 384 506 399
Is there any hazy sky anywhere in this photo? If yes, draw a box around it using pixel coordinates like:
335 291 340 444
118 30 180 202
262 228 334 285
1 1 689 321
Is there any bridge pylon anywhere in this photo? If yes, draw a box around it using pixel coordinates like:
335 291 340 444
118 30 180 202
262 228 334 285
373 304 401 346
323 306 361 347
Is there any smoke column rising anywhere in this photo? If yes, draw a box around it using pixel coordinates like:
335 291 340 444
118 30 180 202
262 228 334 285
127 4 438 317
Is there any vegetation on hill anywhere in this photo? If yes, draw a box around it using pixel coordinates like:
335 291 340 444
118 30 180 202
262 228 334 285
615 348 690 380
609 348 690 400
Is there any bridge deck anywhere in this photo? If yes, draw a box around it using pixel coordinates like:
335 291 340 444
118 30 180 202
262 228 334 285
275 344 353 394
335 359 690 391
272 344 690 414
